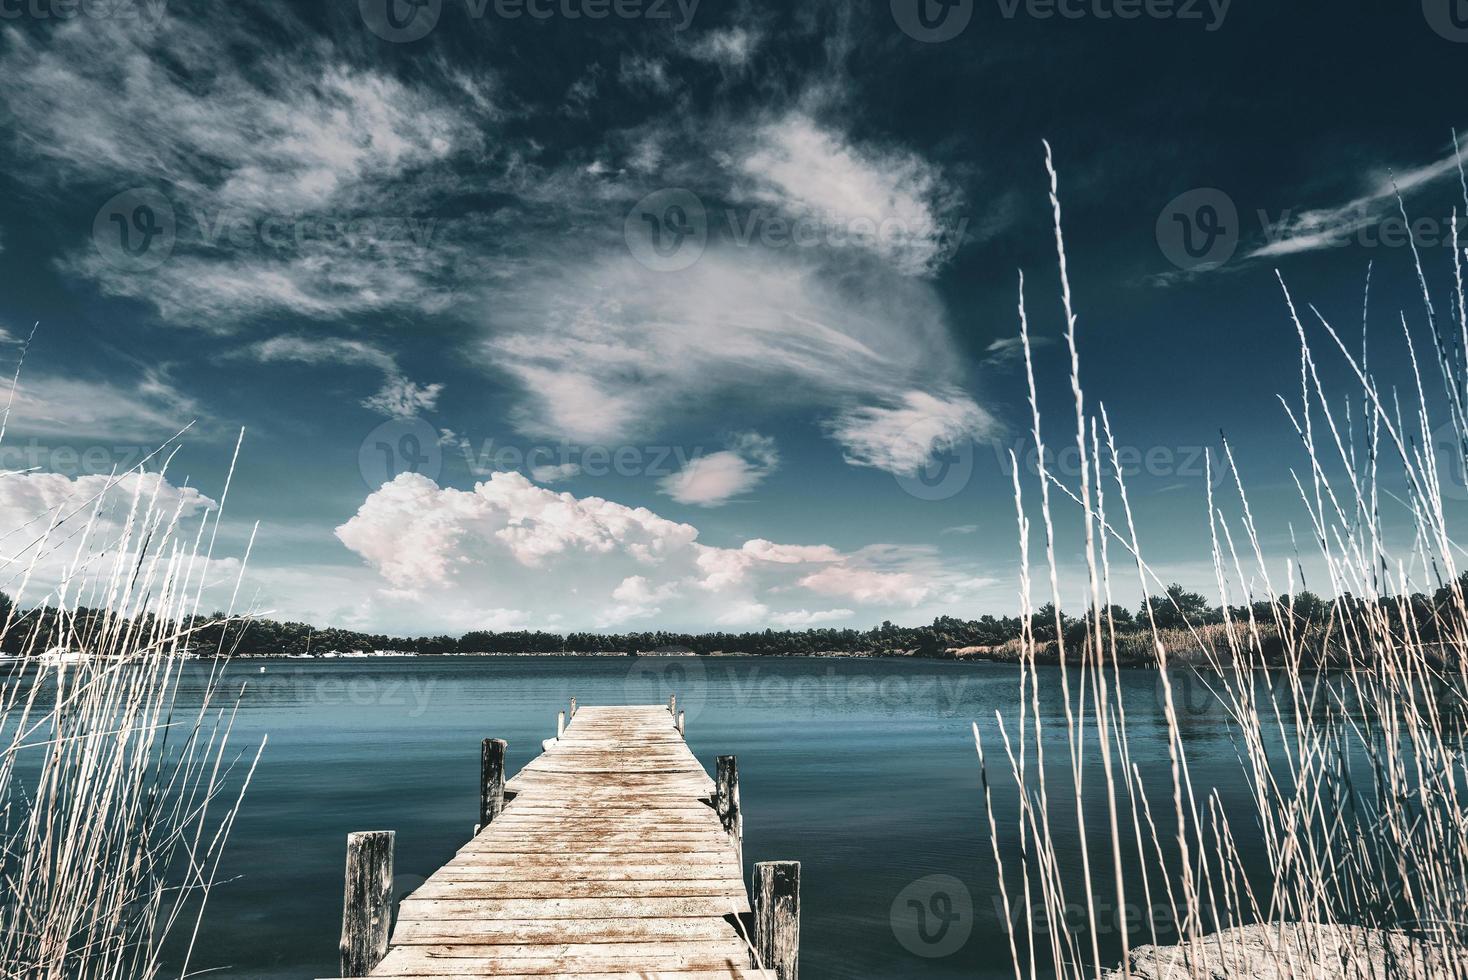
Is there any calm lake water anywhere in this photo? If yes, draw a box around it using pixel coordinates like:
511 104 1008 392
155 655 1255 979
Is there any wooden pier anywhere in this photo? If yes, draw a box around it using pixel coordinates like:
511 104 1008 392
331 700 799 980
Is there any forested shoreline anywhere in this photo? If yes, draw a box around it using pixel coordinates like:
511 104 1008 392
3 578 1464 663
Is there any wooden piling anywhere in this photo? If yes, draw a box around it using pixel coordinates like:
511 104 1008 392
669 692 677 715
339 830 394 977
569 696 577 718
557 710 566 738
715 754 742 865
480 738 507 829
752 861 800 980
677 709 686 737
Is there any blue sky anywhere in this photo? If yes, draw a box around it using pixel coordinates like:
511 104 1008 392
0 0 1464 633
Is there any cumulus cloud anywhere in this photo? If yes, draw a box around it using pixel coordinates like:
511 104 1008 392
334 472 983 630
659 432 778 506
0 471 227 608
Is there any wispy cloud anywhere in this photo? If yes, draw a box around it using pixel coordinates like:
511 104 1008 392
737 112 965 277
480 244 983 475
683 25 762 68
243 335 442 418
1247 141 1465 259
983 334 1053 367
0 10 493 328
826 390 994 477
3 372 203 443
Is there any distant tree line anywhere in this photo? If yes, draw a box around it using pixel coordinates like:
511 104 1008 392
1 576 1464 658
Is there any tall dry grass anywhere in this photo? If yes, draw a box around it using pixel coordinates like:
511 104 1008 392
0 364 262 979
979 140 1468 979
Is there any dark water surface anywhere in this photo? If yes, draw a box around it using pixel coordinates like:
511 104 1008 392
164 655 1251 979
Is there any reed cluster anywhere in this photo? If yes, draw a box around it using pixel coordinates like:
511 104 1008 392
979 141 1468 979
0 402 261 979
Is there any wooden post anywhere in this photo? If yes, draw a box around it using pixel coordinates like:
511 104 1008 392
715 755 742 865
669 692 676 715
676 710 686 737
480 738 507 829
569 696 577 718
557 710 566 738
339 830 394 977
752 861 800 980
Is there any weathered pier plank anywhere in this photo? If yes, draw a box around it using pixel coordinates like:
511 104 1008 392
331 702 796 980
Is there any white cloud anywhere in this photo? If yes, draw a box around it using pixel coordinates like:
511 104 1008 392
482 245 979 478
244 335 443 419
797 564 928 606
1243 138 1467 261
530 462 582 483
826 390 994 477
247 336 397 373
738 112 964 277
659 432 778 506
361 378 443 418
0 13 488 327
0 471 214 534
684 26 761 68
334 472 984 630
983 334 1053 367
715 601 770 626
599 573 683 626
1 19 477 213
61 241 461 329
0 470 228 608
2 373 202 443
769 607 854 627
618 55 674 94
